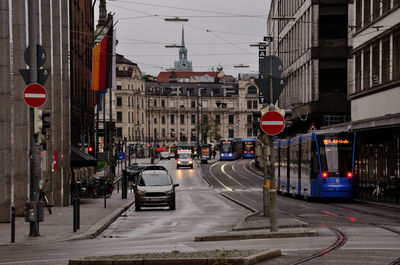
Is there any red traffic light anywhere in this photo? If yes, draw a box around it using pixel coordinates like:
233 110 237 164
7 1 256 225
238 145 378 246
88 146 93 152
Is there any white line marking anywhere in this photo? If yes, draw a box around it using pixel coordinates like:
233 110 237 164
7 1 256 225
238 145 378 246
261 121 283 125
25 93 46 98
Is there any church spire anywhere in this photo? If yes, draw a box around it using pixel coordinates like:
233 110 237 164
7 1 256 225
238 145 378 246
174 25 192 71
181 24 185 47
99 0 107 25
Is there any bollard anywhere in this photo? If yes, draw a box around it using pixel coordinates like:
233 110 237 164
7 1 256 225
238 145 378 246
77 197 80 230
104 194 107 208
11 207 15 243
73 198 77 233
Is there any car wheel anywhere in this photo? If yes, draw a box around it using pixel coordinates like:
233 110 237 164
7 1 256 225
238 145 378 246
135 203 141 211
190 165 193 169
169 202 176 210
177 166 179 169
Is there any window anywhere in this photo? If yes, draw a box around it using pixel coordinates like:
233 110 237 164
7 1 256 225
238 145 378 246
161 115 165 124
213 88 220 95
215 114 220 124
364 0 371 26
228 115 234 125
154 128 157 140
394 31 400 80
202 115 208 123
202 100 208 108
191 115 196 124
117 127 122 137
355 51 362 93
154 99 157 107
128 113 130 123
117 97 122 107
247 86 257 94
161 128 166 138
228 129 234 138
382 38 390 83
161 99 165 108
228 101 234 108
247 100 252 109
154 117 157 124
200 88 207 95
191 101 195 108
356 0 362 30
382 0 390 14
253 100 258 109
180 114 185 125
247 114 252 124
171 114 175 125
170 129 175 137
373 0 380 20
117 85 122 90
247 128 252 137
363 48 370 89
117 112 122 122
372 43 380 85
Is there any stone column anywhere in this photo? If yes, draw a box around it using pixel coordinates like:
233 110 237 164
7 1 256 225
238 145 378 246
0 1 11 222
12 0 29 216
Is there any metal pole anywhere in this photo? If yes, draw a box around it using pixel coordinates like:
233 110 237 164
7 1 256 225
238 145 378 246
11 207 15 243
28 0 40 237
197 86 199 147
268 39 278 232
262 134 270 217
124 137 127 169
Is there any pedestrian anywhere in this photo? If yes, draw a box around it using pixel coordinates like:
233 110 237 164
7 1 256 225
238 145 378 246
212 149 216 159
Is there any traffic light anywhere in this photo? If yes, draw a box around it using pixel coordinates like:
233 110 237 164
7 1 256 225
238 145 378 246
34 108 51 144
252 110 261 133
88 146 94 156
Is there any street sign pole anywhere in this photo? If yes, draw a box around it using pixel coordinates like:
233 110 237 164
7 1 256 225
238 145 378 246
267 40 278 232
28 0 40 237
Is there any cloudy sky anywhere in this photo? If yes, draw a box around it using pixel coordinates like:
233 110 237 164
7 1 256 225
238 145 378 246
97 0 271 77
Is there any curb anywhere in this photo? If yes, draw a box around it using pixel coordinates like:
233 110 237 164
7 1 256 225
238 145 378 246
194 228 318 242
68 249 281 265
67 198 135 241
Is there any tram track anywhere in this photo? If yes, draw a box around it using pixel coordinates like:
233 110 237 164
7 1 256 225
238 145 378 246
201 159 400 265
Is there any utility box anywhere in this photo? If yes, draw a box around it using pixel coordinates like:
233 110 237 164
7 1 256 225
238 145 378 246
25 201 44 222
199 144 212 164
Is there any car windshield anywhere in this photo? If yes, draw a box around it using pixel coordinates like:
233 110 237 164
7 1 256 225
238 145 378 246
221 142 232 153
179 153 191 159
138 174 172 186
317 133 354 175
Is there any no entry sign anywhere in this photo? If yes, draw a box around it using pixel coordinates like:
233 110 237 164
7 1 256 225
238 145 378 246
261 111 285 135
24 83 47 108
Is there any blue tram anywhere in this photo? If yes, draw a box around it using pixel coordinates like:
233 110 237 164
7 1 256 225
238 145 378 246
242 138 257 159
220 138 242 160
274 130 356 198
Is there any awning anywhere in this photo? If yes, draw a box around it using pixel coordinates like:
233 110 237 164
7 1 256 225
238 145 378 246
71 145 97 167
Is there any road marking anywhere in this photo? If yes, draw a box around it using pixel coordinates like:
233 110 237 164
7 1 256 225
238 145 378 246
209 162 233 191
170 221 178 227
221 163 247 189
243 161 263 180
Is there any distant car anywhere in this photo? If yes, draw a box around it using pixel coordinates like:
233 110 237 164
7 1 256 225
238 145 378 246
176 149 193 169
160 151 170 160
134 169 178 211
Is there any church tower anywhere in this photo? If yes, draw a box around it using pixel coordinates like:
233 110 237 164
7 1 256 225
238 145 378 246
173 25 193 71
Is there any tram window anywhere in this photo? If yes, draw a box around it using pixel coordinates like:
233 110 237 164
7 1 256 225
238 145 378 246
311 142 319 179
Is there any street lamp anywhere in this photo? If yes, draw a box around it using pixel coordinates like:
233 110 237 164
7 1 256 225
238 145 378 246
164 17 189 22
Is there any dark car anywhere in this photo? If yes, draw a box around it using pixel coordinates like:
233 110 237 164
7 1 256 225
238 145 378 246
133 170 178 211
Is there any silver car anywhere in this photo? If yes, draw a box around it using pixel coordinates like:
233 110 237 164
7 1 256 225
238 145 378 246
134 170 178 211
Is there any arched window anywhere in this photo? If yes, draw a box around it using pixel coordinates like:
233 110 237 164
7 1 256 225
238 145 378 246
247 86 257 94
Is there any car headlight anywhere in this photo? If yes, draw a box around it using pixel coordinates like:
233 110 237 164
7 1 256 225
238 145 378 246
165 189 174 195
136 189 146 195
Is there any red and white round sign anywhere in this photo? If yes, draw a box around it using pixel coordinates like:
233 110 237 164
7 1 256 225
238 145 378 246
261 111 285 135
24 83 47 108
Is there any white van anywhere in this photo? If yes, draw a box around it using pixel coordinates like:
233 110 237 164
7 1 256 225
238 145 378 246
176 149 193 169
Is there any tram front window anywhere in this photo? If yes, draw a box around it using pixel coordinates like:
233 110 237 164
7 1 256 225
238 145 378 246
244 142 254 153
221 142 232 153
318 135 353 176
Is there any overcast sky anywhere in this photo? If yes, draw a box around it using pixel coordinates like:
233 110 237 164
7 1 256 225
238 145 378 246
96 0 271 77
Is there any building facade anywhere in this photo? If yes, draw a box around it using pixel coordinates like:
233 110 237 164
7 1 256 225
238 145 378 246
267 0 351 134
349 0 400 202
0 1 70 221
143 77 259 147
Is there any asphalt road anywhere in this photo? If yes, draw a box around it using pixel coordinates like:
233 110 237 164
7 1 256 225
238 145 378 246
201 159 400 265
1 158 399 265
